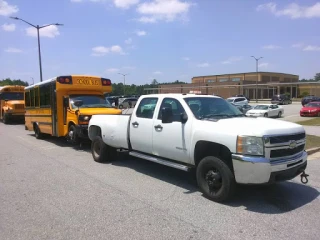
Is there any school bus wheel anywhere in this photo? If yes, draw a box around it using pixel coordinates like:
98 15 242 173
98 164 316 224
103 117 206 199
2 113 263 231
34 123 43 139
68 124 80 144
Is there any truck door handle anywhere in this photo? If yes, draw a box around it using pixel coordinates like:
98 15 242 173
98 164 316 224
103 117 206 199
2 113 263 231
154 124 163 130
132 121 139 127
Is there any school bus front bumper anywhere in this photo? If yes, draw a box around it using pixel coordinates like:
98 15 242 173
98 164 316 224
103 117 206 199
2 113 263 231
75 124 89 138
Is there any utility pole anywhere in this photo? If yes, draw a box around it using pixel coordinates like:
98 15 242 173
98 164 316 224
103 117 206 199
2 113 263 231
10 17 63 82
118 73 129 96
251 56 263 102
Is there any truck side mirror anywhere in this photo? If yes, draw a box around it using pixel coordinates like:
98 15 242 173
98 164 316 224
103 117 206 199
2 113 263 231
161 107 173 123
180 112 188 124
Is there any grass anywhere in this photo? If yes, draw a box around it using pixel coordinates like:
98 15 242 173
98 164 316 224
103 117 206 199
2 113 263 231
296 118 320 126
306 134 320 149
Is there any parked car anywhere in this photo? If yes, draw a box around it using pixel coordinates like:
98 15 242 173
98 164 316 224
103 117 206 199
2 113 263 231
88 94 308 202
246 104 284 118
118 97 138 109
300 102 320 117
301 95 320 106
235 94 250 102
271 94 292 105
226 97 248 106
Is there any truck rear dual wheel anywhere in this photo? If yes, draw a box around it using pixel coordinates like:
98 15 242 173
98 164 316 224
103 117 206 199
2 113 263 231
91 136 117 163
196 156 236 202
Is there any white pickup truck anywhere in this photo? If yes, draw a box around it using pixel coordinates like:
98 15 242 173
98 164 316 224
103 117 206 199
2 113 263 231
88 94 309 202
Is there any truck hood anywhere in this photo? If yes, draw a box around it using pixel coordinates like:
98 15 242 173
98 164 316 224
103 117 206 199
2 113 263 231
78 108 122 115
199 117 304 137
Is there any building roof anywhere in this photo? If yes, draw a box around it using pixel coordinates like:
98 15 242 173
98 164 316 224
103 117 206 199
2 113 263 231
192 71 299 78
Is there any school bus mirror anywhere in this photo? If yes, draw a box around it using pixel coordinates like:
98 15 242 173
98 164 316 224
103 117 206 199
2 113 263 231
63 98 69 107
73 100 83 108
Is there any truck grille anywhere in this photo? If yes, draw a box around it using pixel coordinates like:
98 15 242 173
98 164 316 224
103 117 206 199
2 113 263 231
270 144 305 158
269 132 305 144
14 104 24 109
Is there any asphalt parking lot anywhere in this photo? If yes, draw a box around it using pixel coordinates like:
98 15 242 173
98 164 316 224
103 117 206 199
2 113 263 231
0 122 320 240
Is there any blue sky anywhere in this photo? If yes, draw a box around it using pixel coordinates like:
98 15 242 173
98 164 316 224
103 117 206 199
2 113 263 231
0 0 320 85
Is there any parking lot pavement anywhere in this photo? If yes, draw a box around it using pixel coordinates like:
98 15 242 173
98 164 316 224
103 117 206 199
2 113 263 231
1 122 320 240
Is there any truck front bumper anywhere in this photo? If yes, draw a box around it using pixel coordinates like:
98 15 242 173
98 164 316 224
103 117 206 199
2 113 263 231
75 124 89 139
231 151 308 184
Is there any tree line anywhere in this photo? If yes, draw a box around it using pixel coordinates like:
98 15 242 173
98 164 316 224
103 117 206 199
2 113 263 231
0 78 29 87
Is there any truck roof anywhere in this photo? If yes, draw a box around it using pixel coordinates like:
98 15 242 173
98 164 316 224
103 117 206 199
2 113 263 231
140 94 222 99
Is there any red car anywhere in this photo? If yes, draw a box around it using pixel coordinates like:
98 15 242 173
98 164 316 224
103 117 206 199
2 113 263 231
300 101 320 117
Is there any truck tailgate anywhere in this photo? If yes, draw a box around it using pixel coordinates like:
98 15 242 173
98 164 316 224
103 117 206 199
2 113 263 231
89 114 130 149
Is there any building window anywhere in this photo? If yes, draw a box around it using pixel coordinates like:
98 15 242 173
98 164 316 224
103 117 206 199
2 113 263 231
231 77 240 82
207 79 215 83
219 78 228 82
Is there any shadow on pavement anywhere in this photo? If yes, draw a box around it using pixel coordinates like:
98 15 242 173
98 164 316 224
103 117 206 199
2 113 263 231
112 155 319 214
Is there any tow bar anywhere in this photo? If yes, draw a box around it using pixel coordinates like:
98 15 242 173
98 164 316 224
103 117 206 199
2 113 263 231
300 171 309 184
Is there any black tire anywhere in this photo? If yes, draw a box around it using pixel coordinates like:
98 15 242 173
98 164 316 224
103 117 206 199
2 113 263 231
277 111 282 118
91 136 117 163
196 156 236 202
68 124 80 144
34 124 43 139
118 104 123 109
264 113 268 117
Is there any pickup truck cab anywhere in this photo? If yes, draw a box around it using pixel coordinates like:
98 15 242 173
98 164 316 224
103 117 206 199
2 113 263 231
88 94 308 202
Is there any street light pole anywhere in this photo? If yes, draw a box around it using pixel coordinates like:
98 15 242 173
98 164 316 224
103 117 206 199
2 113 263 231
251 56 263 102
118 73 129 96
10 17 63 82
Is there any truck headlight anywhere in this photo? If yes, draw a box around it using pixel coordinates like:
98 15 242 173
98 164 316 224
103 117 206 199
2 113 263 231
237 136 264 156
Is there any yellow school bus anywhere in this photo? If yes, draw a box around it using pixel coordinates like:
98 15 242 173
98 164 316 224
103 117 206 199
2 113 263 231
24 75 122 142
0 85 25 124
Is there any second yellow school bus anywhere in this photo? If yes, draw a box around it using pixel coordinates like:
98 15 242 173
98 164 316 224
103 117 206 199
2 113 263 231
24 75 122 142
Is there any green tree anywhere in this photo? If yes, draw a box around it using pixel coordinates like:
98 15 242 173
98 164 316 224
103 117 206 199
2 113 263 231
314 73 320 81
0 78 29 86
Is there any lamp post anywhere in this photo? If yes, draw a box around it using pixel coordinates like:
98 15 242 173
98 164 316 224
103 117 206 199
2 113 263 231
10 17 63 82
251 56 263 102
118 73 129 96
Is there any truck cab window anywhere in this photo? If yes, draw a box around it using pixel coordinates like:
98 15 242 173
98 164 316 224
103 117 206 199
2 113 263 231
158 98 187 122
136 97 158 119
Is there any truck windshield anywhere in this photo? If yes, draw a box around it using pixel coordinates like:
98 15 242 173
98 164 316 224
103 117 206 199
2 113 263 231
184 97 244 120
70 95 112 109
0 92 24 100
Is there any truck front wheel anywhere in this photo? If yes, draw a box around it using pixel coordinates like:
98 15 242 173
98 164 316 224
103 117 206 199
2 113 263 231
91 136 117 163
196 156 235 202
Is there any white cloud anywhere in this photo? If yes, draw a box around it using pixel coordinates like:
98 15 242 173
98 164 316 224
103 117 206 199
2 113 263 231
135 30 146 36
91 45 125 56
256 2 320 19
0 0 19 16
153 71 162 74
114 0 139 9
303 45 320 51
136 0 194 23
292 43 304 48
258 62 269 68
182 57 190 61
4 47 23 53
106 68 120 73
1 23 15 32
262 44 281 50
26 25 60 38
125 38 132 44
197 63 209 68
221 56 242 64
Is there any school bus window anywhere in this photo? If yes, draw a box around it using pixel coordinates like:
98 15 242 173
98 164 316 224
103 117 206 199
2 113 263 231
0 92 24 100
34 87 40 107
70 95 112 109
25 91 31 107
30 88 35 107
40 85 50 107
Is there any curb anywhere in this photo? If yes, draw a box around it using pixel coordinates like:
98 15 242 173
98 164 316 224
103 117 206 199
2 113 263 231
306 147 320 156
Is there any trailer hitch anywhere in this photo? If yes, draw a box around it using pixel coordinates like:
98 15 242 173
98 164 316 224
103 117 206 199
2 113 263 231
300 171 309 184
